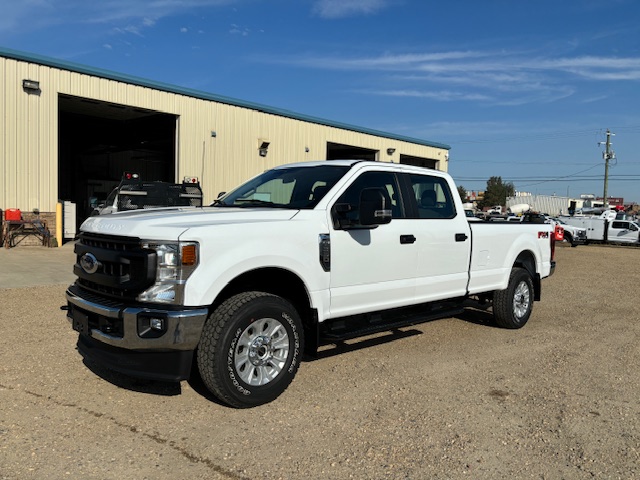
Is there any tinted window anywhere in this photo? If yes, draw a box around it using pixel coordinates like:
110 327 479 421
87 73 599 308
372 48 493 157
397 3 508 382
408 174 456 219
612 221 628 229
215 165 349 209
333 171 403 226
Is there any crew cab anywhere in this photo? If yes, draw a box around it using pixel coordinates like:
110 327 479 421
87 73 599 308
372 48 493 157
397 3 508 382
66 160 556 408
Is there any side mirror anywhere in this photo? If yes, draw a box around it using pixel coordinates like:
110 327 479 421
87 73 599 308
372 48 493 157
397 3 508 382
359 188 392 226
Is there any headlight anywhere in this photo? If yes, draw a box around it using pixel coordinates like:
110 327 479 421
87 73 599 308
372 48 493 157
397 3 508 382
137 241 199 304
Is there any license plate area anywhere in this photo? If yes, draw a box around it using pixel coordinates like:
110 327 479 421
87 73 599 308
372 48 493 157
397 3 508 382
71 309 90 335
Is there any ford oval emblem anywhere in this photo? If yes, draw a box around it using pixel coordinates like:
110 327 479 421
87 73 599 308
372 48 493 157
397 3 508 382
80 253 100 275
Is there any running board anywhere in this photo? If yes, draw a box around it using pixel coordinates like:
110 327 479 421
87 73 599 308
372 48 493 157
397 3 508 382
319 302 465 344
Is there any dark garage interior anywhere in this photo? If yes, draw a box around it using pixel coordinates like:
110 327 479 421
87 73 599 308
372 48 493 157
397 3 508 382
326 142 377 161
58 94 177 225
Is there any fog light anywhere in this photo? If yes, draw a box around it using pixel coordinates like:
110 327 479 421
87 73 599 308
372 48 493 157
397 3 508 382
138 314 168 338
150 318 164 330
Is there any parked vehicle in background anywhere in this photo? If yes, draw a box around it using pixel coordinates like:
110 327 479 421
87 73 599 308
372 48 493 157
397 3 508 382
508 204 531 215
465 209 481 221
560 213 640 244
91 173 203 216
520 212 548 224
549 218 587 247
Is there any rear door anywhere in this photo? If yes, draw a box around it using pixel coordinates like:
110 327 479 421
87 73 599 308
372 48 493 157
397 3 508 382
405 172 471 302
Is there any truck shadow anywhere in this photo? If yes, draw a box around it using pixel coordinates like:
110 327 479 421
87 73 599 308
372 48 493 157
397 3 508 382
311 307 500 361
80 357 246 407
454 307 500 328
78 308 498 403
81 358 182 396
312 328 423 360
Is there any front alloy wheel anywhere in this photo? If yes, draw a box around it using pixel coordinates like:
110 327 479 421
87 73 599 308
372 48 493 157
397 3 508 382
197 291 303 408
235 317 290 386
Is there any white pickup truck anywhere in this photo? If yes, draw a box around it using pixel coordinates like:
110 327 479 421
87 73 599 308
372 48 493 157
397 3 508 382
560 213 640 244
66 160 556 407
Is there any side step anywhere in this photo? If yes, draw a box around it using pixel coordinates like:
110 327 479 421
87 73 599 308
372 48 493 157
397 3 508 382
319 302 465 345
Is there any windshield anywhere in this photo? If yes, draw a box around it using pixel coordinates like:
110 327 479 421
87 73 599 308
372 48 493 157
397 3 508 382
213 165 350 209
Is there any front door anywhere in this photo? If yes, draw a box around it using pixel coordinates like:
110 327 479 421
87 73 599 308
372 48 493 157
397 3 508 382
610 221 639 243
328 170 417 318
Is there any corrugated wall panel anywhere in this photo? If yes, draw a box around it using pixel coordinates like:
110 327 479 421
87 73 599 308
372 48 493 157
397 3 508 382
0 57 6 209
4 60 22 210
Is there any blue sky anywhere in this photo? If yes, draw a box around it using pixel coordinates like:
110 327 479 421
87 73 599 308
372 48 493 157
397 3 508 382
2 0 640 202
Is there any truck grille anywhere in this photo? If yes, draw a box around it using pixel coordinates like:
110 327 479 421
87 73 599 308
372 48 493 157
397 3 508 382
74 232 157 300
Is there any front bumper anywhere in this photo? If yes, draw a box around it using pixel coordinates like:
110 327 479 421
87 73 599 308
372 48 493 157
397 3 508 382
574 231 587 244
66 285 208 381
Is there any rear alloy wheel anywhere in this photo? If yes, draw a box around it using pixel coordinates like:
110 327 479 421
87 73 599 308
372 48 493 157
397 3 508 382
493 267 534 329
197 292 303 408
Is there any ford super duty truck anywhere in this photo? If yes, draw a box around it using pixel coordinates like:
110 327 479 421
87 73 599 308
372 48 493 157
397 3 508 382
66 160 556 408
91 173 203 216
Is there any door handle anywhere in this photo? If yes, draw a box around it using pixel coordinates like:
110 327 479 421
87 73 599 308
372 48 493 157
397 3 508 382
400 234 416 244
455 233 468 242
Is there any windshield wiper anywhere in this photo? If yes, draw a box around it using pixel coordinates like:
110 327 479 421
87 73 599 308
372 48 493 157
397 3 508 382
234 199 277 207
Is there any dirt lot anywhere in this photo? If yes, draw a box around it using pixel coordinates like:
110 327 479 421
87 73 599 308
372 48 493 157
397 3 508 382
1 244 639 479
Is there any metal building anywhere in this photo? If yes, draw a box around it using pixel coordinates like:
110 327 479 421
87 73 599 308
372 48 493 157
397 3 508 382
0 46 450 244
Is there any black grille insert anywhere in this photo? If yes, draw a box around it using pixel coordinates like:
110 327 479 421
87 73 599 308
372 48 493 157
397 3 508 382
74 233 157 299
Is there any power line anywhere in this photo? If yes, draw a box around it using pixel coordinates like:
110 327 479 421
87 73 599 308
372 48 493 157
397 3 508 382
446 125 640 146
448 128 609 145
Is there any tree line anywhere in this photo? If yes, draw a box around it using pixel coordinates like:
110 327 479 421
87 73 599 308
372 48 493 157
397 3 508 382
457 177 515 210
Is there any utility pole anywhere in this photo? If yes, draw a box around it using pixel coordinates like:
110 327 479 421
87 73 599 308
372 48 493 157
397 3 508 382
600 130 615 209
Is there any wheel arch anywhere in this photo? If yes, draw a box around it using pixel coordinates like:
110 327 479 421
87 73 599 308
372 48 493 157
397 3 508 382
513 250 541 301
213 267 318 355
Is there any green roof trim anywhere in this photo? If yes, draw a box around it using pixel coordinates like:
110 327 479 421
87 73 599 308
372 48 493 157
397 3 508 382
0 46 450 150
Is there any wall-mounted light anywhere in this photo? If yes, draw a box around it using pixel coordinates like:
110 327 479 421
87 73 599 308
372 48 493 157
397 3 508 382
22 79 40 93
305 147 310 153
386 148 396 155
211 131 217 138
258 138 270 157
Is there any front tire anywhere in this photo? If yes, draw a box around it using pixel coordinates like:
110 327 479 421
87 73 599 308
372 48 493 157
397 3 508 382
493 267 534 329
197 292 303 408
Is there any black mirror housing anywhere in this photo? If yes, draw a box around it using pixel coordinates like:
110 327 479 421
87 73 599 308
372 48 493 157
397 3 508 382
360 188 392 226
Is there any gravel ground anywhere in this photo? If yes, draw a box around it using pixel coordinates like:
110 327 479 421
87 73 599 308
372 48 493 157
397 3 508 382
1 244 639 479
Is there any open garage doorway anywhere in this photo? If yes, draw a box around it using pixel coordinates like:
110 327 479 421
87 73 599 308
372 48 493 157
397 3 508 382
400 154 438 169
58 94 177 228
326 142 377 161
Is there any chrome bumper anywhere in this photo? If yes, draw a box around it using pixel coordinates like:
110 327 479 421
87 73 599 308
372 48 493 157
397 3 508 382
66 286 208 351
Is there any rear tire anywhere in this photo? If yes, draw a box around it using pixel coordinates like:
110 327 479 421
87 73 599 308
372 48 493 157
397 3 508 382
197 292 303 408
493 267 534 329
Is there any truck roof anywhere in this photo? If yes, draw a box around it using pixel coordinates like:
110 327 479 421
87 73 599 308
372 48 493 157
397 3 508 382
271 160 451 178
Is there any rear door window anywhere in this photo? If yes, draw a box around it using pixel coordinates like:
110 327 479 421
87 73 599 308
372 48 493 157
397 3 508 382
406 174 456 219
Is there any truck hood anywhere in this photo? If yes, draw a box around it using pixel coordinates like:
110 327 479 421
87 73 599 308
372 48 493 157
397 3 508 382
80 207 300 240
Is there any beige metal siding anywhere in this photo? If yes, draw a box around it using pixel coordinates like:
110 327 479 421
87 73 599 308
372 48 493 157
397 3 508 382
1 55 447 212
